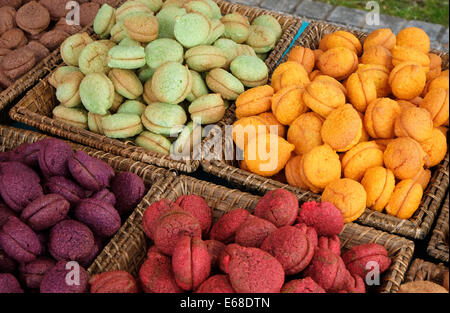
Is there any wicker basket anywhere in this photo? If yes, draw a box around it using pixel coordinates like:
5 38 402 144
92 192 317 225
405 259 448 288
202 21 450 240
0 125 176 272
0 0 127 118
89 175 414 293
9 0 304 174
428 193 449 262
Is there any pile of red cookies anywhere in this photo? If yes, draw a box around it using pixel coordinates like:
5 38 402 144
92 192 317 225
0 0 107 91
0 137 145 293
88 189 392 293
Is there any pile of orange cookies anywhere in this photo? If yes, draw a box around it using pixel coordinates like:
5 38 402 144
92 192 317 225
232 26 449 223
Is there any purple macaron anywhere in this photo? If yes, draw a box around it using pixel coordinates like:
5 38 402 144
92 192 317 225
0 151 14 162
0 202 16 228
0 273 24 293
48 220 94 262
44 176 86 205
0 161 43 212
0 216 42 263
21 194 70 231
74 198 121 238
68 151 115 191
111 172 145 215
19 257 56 289
90 189 116 207
0 248 17 274
40 261 89 293
79 236 103 268
38 138 74 178
13 141 42 168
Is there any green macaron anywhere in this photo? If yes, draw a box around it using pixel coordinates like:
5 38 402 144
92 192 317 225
174 13 212 48
141 102 187 136
189 93 226 125
137 0 163 12
107 45 146 69
79 73 115 115
135 131 172 155
206 68 244 100
213 38 239 68
205 18 225 45
137 65 155 83
184 0 214 19
117 100 147 116
246 25 276 53
55 71 85 108
60 32 93 66
186 70 209 102
203 0 222 19
156 6 187 39
102 113 144 139
251 14 282 42
108 68 144 100
230 55 268 87
78 40 116 75
221 13 250 44
151 62 192 104
185 45 227 72
110 21 128 43
119 37 142 47
93 4 116 39
145 38 184 70
115 1 153 22
48 66 81 88
53 105 88 129
88 111 110 135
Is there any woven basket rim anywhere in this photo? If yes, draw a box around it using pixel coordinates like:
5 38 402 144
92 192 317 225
89 174 415 293
201 20 450 240
427 193 449 262
405 258 449 287
8 0 304 174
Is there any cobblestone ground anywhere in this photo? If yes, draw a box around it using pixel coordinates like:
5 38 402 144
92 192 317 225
229 0 449 51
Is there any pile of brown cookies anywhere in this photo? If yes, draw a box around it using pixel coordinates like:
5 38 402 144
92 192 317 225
0 0 109 91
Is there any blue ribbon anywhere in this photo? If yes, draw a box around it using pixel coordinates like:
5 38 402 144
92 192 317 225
277 21 311 66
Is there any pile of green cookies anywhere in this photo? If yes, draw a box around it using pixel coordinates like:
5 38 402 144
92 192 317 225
50 0 282 156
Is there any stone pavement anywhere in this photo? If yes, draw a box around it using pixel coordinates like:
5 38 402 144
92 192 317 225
228 0 449 51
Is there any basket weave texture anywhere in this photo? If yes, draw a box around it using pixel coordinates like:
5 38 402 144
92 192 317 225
405 258 448 287
427 194 449 262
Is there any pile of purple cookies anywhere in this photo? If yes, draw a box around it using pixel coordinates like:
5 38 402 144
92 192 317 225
0 138 146 293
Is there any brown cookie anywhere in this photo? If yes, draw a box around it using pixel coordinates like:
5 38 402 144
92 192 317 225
16 1 51 35
0 28 27 49
39 29 69 51
39 0 71 20
53 17 82 35
0 0 22 10
79 2 100 27
0 46 35 80
0 69 13 88
26 41 50 62
0 6 16 36
0 48 11 63
398 281 448 293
